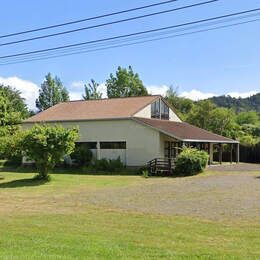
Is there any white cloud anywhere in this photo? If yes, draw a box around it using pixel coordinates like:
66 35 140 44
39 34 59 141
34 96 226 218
70 80 84 89
1 76 257 111
0 76 39 110
226 91 258 99
69 92 83 101
69 81 107 100
146 84 168 96
98 83 107 98
180 89 216 101
179 89 259 101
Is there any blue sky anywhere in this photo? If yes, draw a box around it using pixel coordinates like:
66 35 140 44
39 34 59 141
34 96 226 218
0 0 259 109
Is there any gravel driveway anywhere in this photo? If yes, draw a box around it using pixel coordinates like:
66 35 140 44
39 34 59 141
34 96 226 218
208 163 260 172
87 173 260 221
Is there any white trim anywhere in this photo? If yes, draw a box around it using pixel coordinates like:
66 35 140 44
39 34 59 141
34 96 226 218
182 139 239 144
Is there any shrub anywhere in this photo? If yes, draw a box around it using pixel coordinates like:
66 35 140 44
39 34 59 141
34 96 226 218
21 124 79 180
70 144 93 167
142 170 149 178
138 166 148 175
174 147 209 176
0 130 24 166
90 157 124 172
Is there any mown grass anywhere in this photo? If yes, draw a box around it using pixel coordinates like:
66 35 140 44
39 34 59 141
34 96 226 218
1 211 259 259
0 169 259 259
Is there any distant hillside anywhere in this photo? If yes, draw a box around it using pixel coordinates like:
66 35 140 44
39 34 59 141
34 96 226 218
208 93 260 113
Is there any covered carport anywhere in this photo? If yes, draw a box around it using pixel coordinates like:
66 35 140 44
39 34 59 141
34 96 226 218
133 117 239 164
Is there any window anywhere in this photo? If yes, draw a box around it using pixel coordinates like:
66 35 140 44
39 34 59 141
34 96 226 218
76 142 97 149
161 100 169 120
151 100 160 118
164 141 170 157
100 142 126 149
151 99 169 120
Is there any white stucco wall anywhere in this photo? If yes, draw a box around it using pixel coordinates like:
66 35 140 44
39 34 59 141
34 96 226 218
23 119 161 166
169 109 181 122
134 104 151 118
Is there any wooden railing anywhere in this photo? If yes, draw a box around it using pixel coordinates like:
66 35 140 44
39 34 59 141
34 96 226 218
147 158 175 175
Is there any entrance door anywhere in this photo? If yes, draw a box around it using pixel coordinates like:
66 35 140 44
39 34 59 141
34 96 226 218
164 141 179 159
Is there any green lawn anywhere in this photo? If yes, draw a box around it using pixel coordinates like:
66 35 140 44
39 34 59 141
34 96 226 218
0 170 259 259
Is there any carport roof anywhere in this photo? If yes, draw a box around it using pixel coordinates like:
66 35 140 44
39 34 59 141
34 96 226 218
133 117 238 143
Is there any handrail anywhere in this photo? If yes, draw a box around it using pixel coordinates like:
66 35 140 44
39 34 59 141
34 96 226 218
147 157 175 175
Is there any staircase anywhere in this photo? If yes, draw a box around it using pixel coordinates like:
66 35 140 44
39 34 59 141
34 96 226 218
147 158 175 175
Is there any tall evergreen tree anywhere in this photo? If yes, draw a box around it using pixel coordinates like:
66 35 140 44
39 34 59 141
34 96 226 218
82 79 102 100
106 66 148 98
36 73 69 111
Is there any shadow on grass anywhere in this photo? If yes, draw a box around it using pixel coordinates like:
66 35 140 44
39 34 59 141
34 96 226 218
0 178 48 188
0 165 140 176
0 166 36 174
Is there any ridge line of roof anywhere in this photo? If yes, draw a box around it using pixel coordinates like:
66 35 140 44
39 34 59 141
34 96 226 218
60 94 162 104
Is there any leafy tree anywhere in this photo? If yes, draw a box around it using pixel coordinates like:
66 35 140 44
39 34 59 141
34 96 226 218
235 111 259 125
209 93 260 113
0 85 29 160
186 100 238 138
106 66 148 98
208 107 237 138
238 134 258 146
0 130 25 164
83 79 102 100
164 88 259 147
36 73 69 111
0 85 29 127
165 86 193 119
186 100 216 130
21 125 79 180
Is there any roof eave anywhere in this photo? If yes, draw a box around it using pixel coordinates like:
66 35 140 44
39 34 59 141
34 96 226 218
182 139 239 144
132 117 239 144
23 116 132 124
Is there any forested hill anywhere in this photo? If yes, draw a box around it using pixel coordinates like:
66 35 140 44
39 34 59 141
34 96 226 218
207 93 260 112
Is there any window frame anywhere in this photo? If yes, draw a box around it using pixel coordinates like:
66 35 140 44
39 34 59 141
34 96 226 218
100 141 126 149
151 99 169 120
75 142 97 149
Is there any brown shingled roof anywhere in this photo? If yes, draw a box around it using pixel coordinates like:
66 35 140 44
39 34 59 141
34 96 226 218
25 95 160 123
133 117 238 143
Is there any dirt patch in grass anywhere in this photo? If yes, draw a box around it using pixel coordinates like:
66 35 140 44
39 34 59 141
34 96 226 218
0 171 259 222
85 173 260 221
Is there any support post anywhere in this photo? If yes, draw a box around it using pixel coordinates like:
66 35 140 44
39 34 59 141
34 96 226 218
175 142 179 158
97 141 101 160
219 143 223 164
236 143 240 163
230 144 233 164
209 143 213 165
